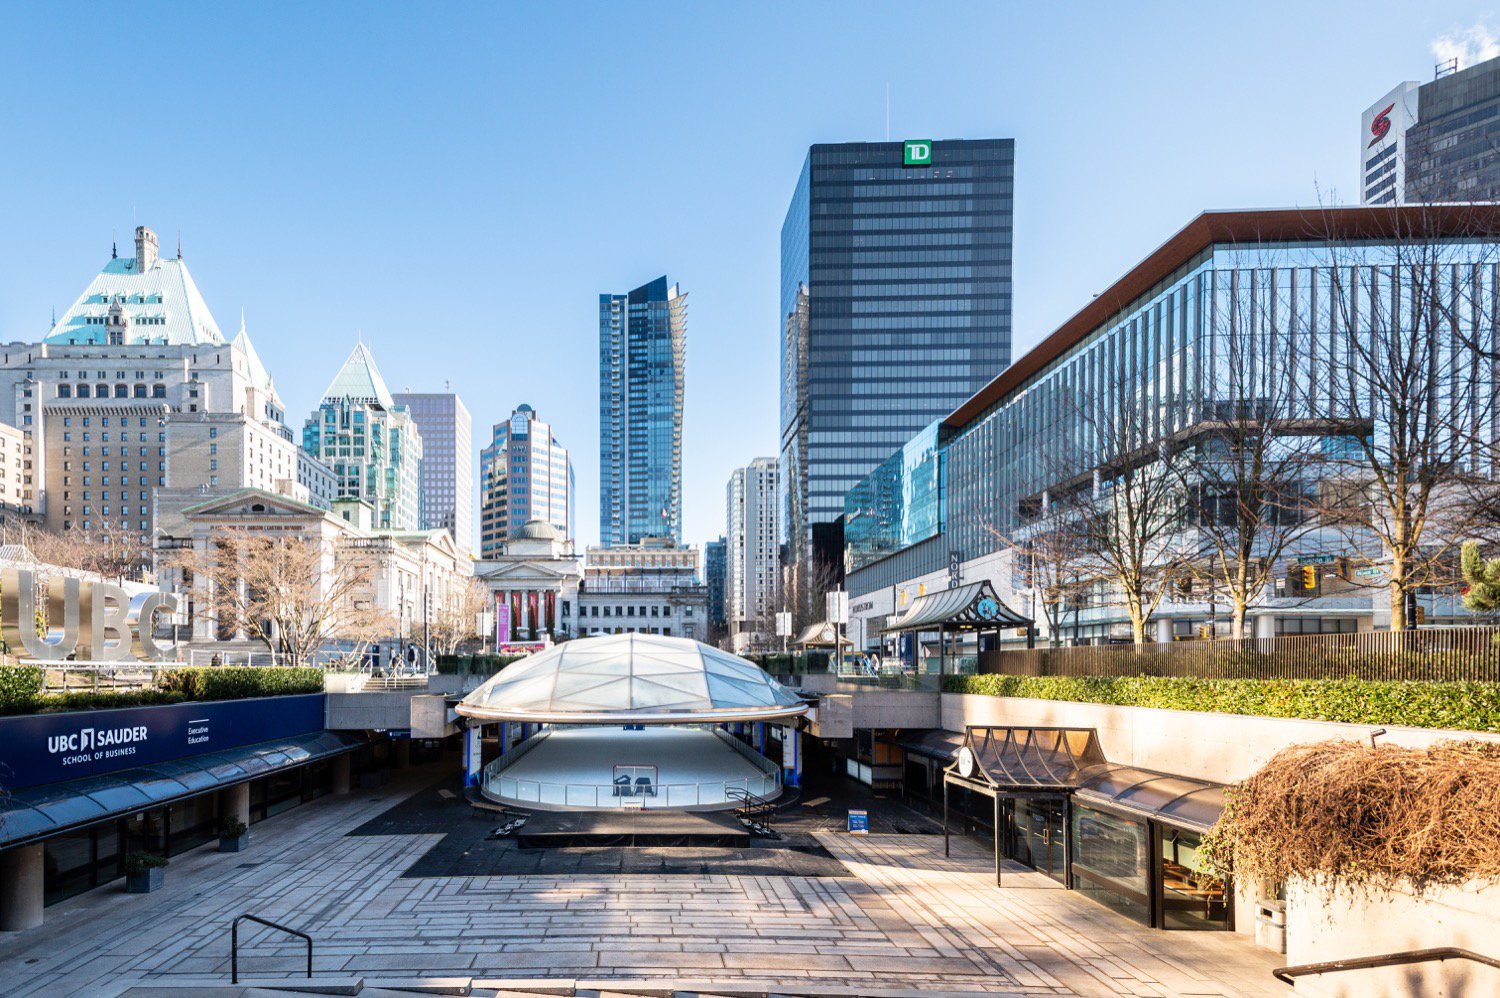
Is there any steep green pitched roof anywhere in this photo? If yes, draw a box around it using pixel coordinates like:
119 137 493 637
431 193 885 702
321 342 394 408
46 255 225 347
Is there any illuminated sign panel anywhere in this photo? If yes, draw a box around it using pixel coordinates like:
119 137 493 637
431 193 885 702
903 140 932 166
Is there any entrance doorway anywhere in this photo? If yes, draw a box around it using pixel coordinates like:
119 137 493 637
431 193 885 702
1006 796 1067 883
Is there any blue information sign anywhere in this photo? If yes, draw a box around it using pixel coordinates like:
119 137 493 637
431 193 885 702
0 694 326 792
847 809 869 834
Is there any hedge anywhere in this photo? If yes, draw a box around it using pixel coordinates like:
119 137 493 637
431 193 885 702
746 652 830 675
0 665 324 716
434 654 529 676
943 673 1500 732
0 664 43 714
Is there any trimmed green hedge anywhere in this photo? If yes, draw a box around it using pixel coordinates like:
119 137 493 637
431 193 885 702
944 673 1500 732
0 664 43 714
746 652 830 675
0 665 324 716
434 654 528 676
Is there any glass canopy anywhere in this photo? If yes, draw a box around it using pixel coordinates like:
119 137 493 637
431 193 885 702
455 634 809 724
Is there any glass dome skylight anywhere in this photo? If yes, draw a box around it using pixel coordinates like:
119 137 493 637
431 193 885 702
455 634 808 724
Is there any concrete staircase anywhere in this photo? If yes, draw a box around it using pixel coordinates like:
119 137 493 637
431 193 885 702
109 977 1018 997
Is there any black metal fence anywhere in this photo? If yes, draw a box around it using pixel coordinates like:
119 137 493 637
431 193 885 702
977 627 1500 682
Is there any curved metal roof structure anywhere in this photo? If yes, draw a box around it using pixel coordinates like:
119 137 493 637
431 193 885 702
455 634 808 724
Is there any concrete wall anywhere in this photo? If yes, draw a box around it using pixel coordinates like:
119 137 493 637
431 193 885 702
1285 880 1500 996
941 693 1500 785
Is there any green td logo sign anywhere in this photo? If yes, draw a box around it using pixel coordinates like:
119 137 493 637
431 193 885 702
903 140 933 166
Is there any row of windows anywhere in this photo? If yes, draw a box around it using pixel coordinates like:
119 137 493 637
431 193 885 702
57 383 168 400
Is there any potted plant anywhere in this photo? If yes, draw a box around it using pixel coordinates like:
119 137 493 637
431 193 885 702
125 853 168 893
218 815 249 853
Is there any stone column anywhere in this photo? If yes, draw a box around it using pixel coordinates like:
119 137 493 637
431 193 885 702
332 753 352 795
222 783 250 826
0 844 44 931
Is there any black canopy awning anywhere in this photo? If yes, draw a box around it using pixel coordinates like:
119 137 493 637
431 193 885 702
883 579 1033 633
897 729 965 762
1073 765 1225 833
0 731 367 849
945 725 1225 831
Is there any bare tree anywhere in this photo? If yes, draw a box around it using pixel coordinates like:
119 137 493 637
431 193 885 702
428 577 488 656
1048 395 1191 646
1316 204 1500 629
984 518 1096 646
25 522 148 581
1173 265 1330 639
171 531 367 666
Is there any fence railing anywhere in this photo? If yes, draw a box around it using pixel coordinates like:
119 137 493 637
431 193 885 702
978 627 1500 682
485 772 781 809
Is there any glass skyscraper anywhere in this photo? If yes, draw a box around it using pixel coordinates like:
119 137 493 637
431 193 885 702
393 391 473 556
599 276 687 546
479 403 574 557
779 139 1014 617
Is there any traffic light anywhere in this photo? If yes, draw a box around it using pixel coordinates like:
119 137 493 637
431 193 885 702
1301 565 1317 591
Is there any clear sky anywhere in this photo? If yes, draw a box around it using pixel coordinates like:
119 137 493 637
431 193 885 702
0 3 1494 552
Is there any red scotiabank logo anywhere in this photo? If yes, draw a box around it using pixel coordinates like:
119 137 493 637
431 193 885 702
1369 103 1395 147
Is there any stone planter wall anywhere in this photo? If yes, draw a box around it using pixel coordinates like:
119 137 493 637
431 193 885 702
1285 879 1500 996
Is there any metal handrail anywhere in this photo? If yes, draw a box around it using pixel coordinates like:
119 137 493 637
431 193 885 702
231 913 312 984
1272 947 1500 985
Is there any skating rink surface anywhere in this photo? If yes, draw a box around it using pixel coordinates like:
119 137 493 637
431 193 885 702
485 725 780 810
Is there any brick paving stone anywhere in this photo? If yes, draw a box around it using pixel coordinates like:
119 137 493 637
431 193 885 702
0 764 1284 996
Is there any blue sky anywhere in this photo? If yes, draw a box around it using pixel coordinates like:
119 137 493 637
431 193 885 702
0 3 1493 551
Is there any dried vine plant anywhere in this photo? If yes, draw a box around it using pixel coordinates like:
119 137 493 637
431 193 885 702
1202 739 1500 897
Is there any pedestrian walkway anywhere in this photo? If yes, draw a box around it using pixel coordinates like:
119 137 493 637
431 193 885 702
0 764 1282 997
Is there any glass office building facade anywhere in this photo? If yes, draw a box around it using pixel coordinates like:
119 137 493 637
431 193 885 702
599 277 687 547
393 391 473 556
1406 54 1500 202
844 420 944 573
779 139 1014 614
845 208 1500 626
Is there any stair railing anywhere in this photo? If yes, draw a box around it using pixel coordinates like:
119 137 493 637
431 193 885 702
231 912 313 984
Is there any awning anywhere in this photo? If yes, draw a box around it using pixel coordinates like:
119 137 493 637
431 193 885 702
794 620 852 647
883 579 1033 633
1074 765 1225 833
897 729 964 762
946 725 1226 831
0 730 367 850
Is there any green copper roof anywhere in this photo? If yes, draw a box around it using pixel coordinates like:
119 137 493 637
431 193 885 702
321 342 394 408
46 254 225 347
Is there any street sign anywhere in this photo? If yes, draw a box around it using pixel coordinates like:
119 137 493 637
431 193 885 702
826 590 849 625
775 611 792 637
847 809 869 834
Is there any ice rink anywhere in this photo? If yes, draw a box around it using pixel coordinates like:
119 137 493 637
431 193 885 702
485 725 781 810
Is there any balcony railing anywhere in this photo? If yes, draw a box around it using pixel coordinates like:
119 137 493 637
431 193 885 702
978 626 1500 682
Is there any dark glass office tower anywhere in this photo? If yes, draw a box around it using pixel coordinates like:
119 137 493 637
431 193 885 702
599 276 687 547
778 139 1014 620
1405 55 1500 201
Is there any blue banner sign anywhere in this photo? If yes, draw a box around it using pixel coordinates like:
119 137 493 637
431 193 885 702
847 809 869 834
0 694 326 792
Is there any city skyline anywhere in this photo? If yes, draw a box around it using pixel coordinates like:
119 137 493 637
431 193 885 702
0 4 1493 550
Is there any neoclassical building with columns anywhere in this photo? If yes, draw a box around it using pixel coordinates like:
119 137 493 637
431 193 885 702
474 519 581 645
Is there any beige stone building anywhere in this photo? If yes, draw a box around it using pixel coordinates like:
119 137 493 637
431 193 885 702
155 487 469 657
0 225 334 547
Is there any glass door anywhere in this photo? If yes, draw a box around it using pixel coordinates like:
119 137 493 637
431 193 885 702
1009 797 1067 883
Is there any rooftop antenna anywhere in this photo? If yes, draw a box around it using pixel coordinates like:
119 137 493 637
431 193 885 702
177 230 182 260
1436 57 1459 79
112 229 117 259
885 82 891 141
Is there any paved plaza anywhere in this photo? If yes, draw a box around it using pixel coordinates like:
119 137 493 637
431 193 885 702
0 764 1282 997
